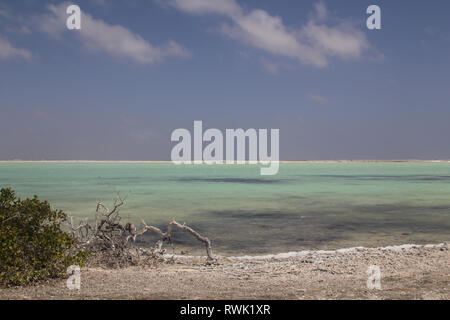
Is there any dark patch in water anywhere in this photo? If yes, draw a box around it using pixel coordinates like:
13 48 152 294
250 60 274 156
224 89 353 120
97 177 144 180
175 177 284 184
129 191 156 196
134 203 450 254
206 209 303 220
354 204 408 214
428 205 450 210
326 220 450 234
281 195 308 200
352 203 450 215
305 175 450 182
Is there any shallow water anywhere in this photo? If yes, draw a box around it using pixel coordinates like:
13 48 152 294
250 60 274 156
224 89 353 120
1 161 449 254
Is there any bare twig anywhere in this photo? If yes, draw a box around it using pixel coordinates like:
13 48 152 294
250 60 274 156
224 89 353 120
0 212 20 225
131 219 214 261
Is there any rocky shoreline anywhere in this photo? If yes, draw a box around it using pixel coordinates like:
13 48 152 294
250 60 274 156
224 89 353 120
1 243 448 300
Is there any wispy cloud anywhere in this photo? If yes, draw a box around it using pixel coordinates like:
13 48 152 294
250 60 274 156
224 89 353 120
0 35 31 60
307 93 329 105
89 0 107 6
0 9 9 19
259 57 280 74
0 1 12 19
424 26 437 37
168 0 242 16
5 25 32 35
128 129 161 142
258 57 294 74
166 0 373 68
35 2 190 65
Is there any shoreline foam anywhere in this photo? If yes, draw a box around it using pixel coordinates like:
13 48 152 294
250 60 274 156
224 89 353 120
168 242 448 261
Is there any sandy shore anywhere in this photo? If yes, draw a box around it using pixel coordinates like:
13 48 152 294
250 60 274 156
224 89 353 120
1 243 448 300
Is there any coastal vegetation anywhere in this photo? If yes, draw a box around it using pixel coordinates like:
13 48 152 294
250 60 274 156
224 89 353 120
0 188 87 286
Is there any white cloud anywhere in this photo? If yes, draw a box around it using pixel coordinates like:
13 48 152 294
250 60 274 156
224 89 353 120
0 35 31 60
301 21 369 61
220 8 327 67
167 0 373 68
37 2 190 64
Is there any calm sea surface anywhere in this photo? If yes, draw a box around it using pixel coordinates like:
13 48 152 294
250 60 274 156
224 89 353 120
1 161 449 254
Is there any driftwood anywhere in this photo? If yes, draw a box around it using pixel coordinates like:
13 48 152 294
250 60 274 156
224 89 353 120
67 193 214 267
130 220 214 261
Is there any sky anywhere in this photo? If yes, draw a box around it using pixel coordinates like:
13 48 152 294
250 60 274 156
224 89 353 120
0 0 450 160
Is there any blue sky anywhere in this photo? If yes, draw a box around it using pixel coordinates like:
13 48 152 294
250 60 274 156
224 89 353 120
0 0 449 160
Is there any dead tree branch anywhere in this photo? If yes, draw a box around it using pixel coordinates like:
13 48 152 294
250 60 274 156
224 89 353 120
134 220 214 261
67 192 214 267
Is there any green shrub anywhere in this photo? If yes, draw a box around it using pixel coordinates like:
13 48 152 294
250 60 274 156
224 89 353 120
0 187 88 286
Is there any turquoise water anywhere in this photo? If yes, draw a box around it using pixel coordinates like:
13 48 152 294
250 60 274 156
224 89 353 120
1 161 449 254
